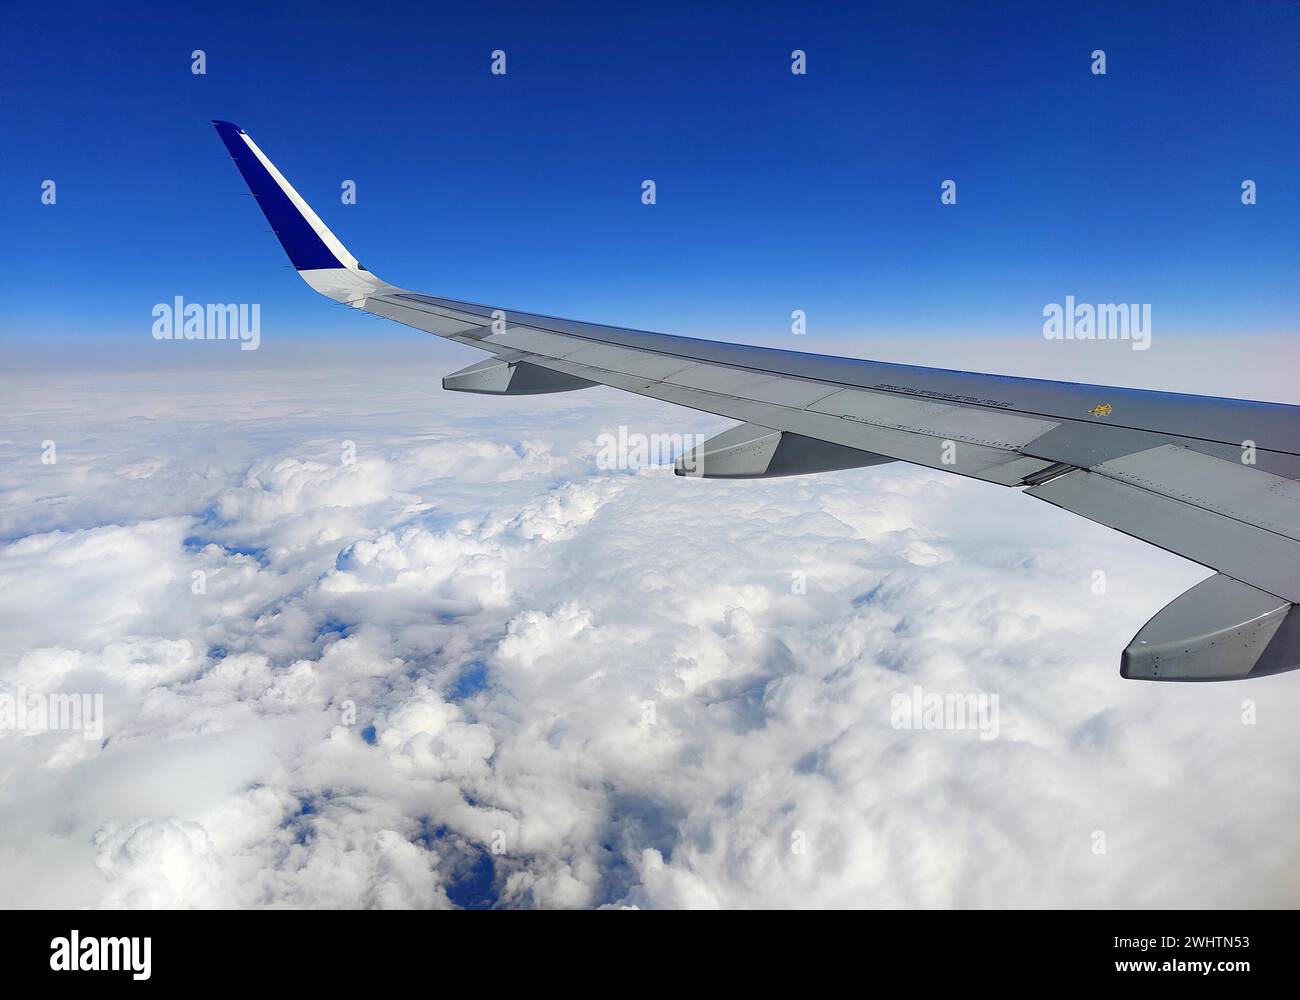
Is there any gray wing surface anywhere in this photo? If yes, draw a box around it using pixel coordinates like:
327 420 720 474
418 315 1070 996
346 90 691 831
214 119 1300 682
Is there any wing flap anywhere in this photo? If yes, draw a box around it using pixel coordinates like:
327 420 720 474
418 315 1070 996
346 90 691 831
1027 469 1300 602
661 366 841 407
807 387 1059 449
1090 445 1300 541
522 351 1059 484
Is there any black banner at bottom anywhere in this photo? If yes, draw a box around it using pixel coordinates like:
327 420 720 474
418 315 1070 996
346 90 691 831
0 909 1284 986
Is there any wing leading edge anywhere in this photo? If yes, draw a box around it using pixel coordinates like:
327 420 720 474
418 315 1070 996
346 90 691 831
212 120 1300 681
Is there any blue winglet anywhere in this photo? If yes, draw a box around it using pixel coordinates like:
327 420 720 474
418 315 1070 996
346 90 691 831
212 120 348 271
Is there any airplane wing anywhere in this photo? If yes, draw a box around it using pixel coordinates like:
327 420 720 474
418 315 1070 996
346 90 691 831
212 120 1300 682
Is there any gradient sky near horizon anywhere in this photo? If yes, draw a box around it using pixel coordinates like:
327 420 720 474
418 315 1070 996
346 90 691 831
2 0 1299 360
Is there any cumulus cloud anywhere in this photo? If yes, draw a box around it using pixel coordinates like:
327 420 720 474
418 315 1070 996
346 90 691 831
1 356 1299 909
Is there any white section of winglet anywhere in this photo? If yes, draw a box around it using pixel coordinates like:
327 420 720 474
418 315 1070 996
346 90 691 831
298 268 395 306
238 131 361 270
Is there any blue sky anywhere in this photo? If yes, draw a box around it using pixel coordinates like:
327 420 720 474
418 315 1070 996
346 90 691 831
3 0 1299 360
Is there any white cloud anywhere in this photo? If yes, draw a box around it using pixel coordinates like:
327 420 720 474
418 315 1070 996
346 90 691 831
1 356 1298 909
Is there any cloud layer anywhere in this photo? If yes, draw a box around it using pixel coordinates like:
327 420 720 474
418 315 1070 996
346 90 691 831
2 355 1299 908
